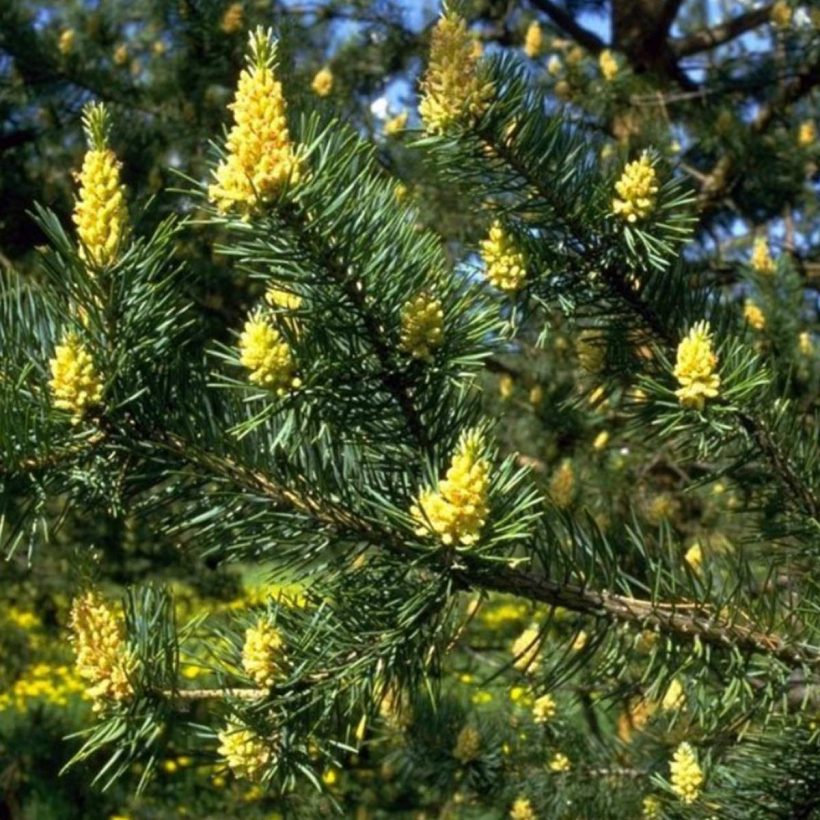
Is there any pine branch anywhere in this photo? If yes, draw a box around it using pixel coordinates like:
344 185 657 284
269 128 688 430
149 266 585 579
460 559 820 669
138 424 820 670
276 204 431 451
475 126 817 522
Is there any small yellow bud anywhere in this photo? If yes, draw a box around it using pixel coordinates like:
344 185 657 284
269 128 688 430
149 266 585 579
69 591 135 705
480 221 527 293
613 152 659 222
669 742 704 804
751 237 776 274
217 722 272 781
311 66 334 97
113 43 128 66
242 619 286 688
453 725 481 763
238 313 301 395
523 21 544 59
549 459 575 509
598 49 618 81
673 321 720 410
743 300 765 331
411 430 491 547
770 1 792 28
510 797 537 820
399 292 445 361
220 2 244 34
512 625 541 672
532 693 556 723
683 543 703 573
49 332 104 423
384 110 408 136
419 12 493 134
209 28 302 214
58 29 76 55
798 120 816 147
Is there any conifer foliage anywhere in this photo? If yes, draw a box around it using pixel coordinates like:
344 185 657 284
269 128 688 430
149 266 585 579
1 1 819 817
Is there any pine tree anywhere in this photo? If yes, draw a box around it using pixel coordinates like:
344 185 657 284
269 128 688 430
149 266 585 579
1 1 819 817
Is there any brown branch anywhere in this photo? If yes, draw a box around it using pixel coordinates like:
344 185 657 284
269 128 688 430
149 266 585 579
161 687 266 701
529 0 607 54
151 427 820 670
672 6 773 57
461 560 820 668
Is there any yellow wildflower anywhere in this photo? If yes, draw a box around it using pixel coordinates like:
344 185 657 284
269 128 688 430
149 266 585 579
532 693 556 723
684 543 702 573
613 152 659 222
220 2 244 34
524 21 544 59
512 625 541 672
242 618 286 688
510 797 537 820
669 742 704 804
744 300 765 331
571 630 588 651
642 795 662 819
311 66 333 97
113 43 128 65
499 373 514 399
593 430 609 450
770 1 792 27
69 591 135 705
548 752 571 772
480 221 527 293
798 120 816 147
209 28 302 214
399 292 445 361
549 459 575 509
798 331 813 355
599 49 618 81
547 55 562 76
58 28 75 55
419 11 493 134
661 677 686 710
238 313 301 394
73 102 129 267
49 332 104 423
322 767 339 786
529 385 543 406
217 722 272 781
673 321 720 410
453 725 481 763
411 429 491 547
152 40 167 56
384 110 408 136
751 237 776 274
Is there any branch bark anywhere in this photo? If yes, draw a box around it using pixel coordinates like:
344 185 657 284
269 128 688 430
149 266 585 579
672 6 773 57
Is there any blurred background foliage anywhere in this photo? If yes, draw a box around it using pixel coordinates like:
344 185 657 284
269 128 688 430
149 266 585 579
1 0 818 817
